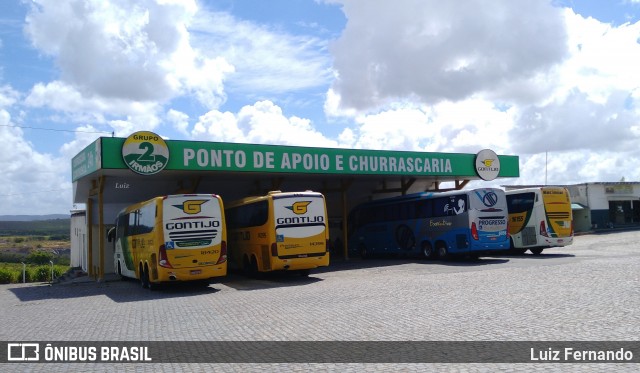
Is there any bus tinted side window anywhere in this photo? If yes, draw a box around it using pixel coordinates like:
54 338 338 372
506 192 535 214
415 200 433 219
227 200 269 229
137 203 155 234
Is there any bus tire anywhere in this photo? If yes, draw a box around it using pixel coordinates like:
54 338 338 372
358 244 369 259
242 255 251 276
139 263 148 288
144 264 158 291
530 248 544 255
421 241 434 259
437 242 448 260
117 262 125 281
250 256 259 277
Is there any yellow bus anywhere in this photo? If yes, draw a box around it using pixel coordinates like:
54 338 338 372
506 187 573 255
225 191 330 276
110 194 227 289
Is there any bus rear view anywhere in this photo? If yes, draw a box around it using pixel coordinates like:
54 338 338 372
160 194 228 282
226 191 330 276
112 194 227 289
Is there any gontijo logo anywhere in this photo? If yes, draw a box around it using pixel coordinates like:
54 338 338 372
174 199 208 215
122 131 169 175
285 201 312 215
475 149 501 181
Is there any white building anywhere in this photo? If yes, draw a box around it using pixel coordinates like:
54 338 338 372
566 182 640 232
70 210 87 271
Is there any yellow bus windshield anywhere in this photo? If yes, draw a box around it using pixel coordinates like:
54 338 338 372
542 188 572 238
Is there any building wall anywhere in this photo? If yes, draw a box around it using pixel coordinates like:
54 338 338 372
70 211 86 271
569 183 640 229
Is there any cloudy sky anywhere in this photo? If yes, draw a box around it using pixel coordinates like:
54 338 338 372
1 0 639 215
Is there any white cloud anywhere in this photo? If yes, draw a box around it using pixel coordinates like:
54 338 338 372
189 9 332 94
324 3 640 187
192 100 338 147
0 85 20 108
167 109 189 137
336 98 515 154
327 0 568 111
507 9 640 156
0 109 71 214
24 0 233 110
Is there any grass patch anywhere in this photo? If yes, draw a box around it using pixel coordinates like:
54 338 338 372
0 262 68 284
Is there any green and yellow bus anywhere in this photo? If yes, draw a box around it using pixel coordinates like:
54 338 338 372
110 194 227 289
506 187 573 255
225 191 330 276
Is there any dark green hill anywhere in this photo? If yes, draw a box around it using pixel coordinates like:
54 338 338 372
0 219 70 238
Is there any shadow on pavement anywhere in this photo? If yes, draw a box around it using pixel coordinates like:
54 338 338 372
219 270 323 291
6 277 222 303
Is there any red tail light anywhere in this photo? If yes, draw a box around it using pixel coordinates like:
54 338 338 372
158 244 173 268
215 241 227 264
271 243 278 256
540 221 548 237
471 222 479 240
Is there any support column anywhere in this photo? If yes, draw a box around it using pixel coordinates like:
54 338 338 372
341 179 352 260
98 176 105 281
86 198 94 278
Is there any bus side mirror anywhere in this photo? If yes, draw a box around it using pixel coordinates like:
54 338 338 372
107 227 115 242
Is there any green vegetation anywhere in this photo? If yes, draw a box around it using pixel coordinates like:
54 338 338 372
0 219 72 283
0 263 67 284
0 219 70 238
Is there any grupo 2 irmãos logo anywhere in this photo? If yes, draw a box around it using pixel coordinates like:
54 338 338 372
122 131 169 175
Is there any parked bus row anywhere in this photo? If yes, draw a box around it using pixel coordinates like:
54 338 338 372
109 191 330 290
108 186 573 290
348 186 573 259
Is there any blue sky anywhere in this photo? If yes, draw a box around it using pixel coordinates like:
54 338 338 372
1 0 640 215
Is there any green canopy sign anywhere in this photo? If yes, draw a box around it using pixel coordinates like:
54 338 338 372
72 137 519 181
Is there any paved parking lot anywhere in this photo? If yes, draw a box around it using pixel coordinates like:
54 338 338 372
1 230 639 372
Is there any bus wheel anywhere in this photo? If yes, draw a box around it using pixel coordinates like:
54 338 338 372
421 242 434 259
437 243 448 260
359 244 368 259
530 248 544 255
242 255 251 276
144 265 157 291
250 256 259 277
117 262 125 281
139 264 148 288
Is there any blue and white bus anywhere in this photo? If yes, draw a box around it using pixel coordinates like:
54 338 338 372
347 188 510 259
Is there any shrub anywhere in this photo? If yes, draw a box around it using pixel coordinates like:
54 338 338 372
0 252 26 264
54 256 71 266
26 250 54 265
0 268 17 284
13 237 25 244
31 266 52 282
49 235 70 241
